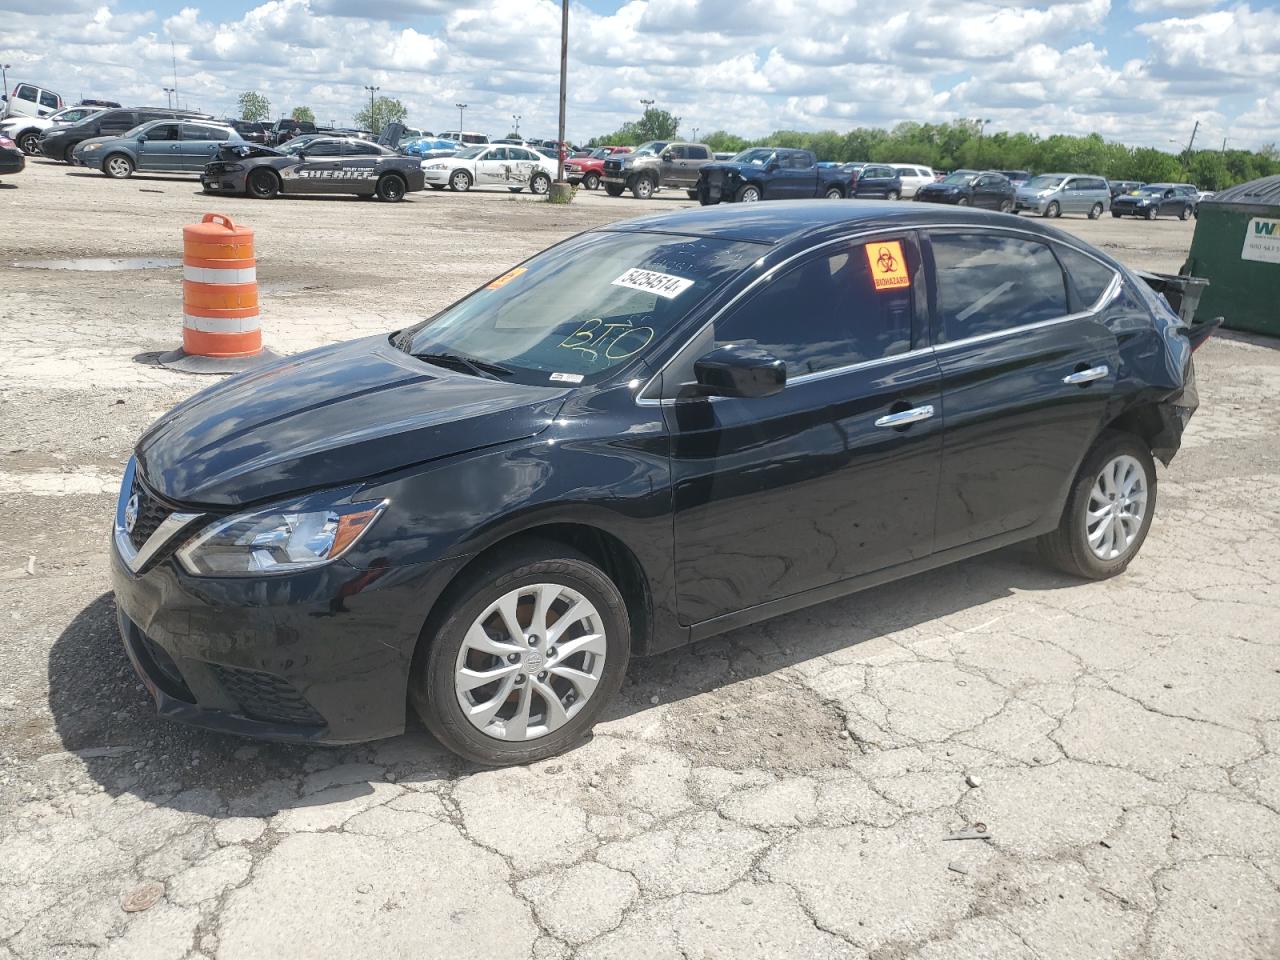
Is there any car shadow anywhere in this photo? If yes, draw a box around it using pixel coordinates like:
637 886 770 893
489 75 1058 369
46 541 1080 818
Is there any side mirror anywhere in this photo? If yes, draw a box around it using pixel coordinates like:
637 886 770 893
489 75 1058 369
136 135 147 143
692 345 785 399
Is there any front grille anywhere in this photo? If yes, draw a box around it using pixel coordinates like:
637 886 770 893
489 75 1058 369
122 619 196 703
604 159 622 174
128 474 170 550
211 665 325 727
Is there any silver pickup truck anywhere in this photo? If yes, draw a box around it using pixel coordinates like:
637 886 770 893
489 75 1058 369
601 141 714 199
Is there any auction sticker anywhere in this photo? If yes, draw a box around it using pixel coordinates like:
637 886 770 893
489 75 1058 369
488 266 527 289
864 241 910 291
549 372 584 384
611 268 694 299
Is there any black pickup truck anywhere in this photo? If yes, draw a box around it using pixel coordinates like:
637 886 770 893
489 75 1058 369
696 148 851 204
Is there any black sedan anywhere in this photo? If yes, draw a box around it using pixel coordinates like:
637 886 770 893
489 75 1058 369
111 201 1209 765
1111 183 1198 220
916 169 1016 211
0 135 24 179
201 138 425 201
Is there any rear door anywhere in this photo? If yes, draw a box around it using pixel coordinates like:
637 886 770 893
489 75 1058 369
136 122 182 170
665 232 942 624
924 228 1119 550
38 88 61 117
181 123 230 171
338 139 383 193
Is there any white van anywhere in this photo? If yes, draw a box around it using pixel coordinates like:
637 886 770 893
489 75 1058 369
2 83 64 121
438 130 490 145
891 164 936 198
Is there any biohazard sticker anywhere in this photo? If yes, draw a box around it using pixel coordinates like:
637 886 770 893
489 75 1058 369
611 268 695 299
864 241 910 291
487 267 527 290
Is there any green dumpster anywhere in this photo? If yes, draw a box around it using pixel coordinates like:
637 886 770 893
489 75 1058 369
1181 174 1280 336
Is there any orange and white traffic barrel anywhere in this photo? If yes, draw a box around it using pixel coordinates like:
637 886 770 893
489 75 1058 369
158 213 276 374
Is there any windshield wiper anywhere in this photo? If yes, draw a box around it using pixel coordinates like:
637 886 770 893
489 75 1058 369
412 351 513 380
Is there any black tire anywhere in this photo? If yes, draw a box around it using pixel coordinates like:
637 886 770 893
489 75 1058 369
956 196 969 206
449 169 472 192
1180 205 1192 221
583 172 600 190
1089 202 1104 220
1112 210 1122 218
687 190 699 200
1045 200 1060 218
736 183 761 203
998 199 1013 213
103 153 133 179
1037 430 1157 581
429 184 446 190
376 174 406 202
246 168 280 199
409 541 631 766
18 131 40 155
1144 206 1157 220
604 183 625 197
530 172 551 195
632 175 656 200
824 187 844 200
63 145 76 164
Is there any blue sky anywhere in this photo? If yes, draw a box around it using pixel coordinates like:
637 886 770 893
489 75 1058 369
5 0 1277 149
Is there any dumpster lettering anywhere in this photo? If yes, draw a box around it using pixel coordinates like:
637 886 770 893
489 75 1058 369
1242 218 1280 265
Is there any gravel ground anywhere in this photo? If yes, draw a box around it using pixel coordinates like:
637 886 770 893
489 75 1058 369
2 159 1279 960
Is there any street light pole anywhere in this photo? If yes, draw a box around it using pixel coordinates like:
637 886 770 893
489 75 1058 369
455 102 467 138
163 86 175 109
556 0 568 182
976 117 991 166
364 85 380 131
512 114 521 137
1 65 10 101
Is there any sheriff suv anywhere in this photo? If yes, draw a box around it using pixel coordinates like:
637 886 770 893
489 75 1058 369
602 141 714 199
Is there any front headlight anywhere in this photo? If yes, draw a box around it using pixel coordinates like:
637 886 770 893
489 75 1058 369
220 163 245 172
424 162 448 170
83 143 102 152
176 492 388 577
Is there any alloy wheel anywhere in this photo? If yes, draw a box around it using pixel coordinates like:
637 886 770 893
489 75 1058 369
1086 454 1148 561
105 156 132 179
451 170 471 191
453 583 607 741
740 186 760 202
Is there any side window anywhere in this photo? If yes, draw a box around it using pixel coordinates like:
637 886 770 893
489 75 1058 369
713 243 915 377
102 112 133 131
688 146 710 160
148 123 181 141
306 140 341 157
344 141 379 156
16 84 37 102
183 124 226 141
1054 244 1118 310
488 147 509 161
40 90 59 108
930 233 1069 342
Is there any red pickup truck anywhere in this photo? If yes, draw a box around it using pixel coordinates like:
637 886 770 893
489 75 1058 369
564 145 633 190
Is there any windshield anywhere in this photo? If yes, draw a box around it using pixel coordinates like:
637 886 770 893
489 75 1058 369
732 147 776 166
589 148 612 159
942 171 977 185
1136 185 1166 195
1026 175 1064 189
122 122 153 138
397 231 760 386
632 141 668 157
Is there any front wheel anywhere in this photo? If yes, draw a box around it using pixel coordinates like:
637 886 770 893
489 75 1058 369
410 543 631 766
1045 201 1060 218
956 196 969 206
1180 205 1193 221
632 175 656 200
450 169 472 192
246 168 280 199
824 187 844 200
737 184 761 203
529 172 551 195
1111 210 1122 218
604 183 625 197
887 189 900 201
1089 202 1104 220
998 199 1013 213
1144 206 1158 220
19 132 40 155
583 172 600 191
103 154 133 179
376 174 406 202
1037 431 1156 580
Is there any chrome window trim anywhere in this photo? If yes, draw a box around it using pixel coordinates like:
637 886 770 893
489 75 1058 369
113 457 204 575
634 221 1121 407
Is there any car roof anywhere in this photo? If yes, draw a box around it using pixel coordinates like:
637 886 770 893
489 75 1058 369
602 199 1078 246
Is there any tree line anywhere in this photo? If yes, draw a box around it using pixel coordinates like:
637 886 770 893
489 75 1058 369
589 113 1279 191
236 90 406 132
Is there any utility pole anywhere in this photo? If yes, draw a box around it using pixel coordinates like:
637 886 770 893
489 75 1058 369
455 102 467 137
364 85 380 130
1184 120 1200 156
0 65 10 101
556 0 568 181
976 117 991 166
170 41 179 108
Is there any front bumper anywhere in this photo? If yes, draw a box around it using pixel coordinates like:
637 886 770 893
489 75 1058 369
201 168 250 193
916 191 962 204
421 168 450 184
109 490 454 744
1015 196 1047 213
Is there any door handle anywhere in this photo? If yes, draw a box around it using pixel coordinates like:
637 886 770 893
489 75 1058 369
875 405 935 428
1062 364 1109 385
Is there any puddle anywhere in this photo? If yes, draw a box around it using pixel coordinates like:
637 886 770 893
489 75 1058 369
11 257 182 272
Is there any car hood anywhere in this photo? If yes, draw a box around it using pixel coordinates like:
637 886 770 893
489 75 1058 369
699 161 761 176
920 182 960 191
135 335 569 508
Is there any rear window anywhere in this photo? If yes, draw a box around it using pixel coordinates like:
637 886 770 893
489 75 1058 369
15 84 37 102
40 90 59 108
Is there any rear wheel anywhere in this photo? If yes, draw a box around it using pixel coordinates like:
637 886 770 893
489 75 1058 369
1045 200 1060 218
103 154 133 179
246 168 280 199
1180 205 1193 221
583 172 600 190
1038 430 1156 580
18 131 40 155
450 169 472 192
410 543 631 766
887 189 900 201
632 175 656 200
604 183 625 197
530 172 551 195
737 184 761 203
1089 202 1104 220
376 173 406 201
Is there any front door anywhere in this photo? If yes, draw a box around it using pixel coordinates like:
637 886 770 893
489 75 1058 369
475 146 508 185
924 229 1119 549
767 152 811 199
285 139 342 192
666 233 941 625
137 122 182 171
969 174 1003 209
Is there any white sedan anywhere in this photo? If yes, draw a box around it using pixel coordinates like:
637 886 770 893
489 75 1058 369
422 144 556 194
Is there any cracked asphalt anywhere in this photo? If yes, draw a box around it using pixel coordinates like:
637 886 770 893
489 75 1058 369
2 160 1280 959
